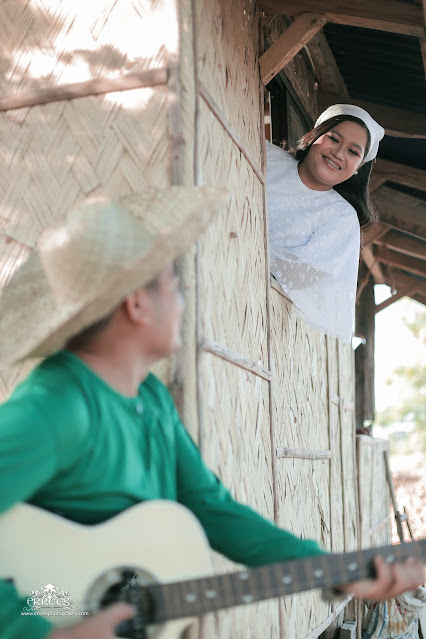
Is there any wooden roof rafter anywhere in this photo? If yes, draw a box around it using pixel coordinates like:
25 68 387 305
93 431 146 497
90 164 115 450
375 233 426 262
370 160 426 193
258 0 425 37
260 18 426 138
373 186 426 241
375 246 426 279
373 261 426 308
420 0 426 73
260 12 327 86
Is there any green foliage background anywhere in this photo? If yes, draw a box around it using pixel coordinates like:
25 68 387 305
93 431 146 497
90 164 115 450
375 309 426 455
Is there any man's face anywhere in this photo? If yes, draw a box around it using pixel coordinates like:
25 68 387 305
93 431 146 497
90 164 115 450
146 264 184 357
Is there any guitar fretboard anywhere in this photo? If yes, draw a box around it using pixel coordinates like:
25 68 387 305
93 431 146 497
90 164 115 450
149 539 426 623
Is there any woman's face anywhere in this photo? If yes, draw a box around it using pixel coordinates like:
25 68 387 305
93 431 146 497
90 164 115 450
298 120 368 191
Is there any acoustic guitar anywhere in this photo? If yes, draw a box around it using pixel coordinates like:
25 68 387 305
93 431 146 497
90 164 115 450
1 500 424 638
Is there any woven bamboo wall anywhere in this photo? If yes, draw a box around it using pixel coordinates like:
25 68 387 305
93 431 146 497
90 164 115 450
0 2 391 639
358 436 391 548
271 288 332 637
0 0 178 400
193 1 281 636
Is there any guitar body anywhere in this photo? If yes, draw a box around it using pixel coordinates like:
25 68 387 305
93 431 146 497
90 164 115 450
2 500 425 638
0 500 213 638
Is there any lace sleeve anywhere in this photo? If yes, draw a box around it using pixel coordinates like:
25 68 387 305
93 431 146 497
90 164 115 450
270 214 360 342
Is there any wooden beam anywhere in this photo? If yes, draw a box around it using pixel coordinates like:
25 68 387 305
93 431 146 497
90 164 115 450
376 232 426 261
258 0 425 37
356 266 374 304
369 174 387 193
306 30 349 99
356 101 426 139
0 68 169 111
362 222 390 247
374 286 415 314
260 13 327 86
372 159 426 192
420 0 426 73
375 246 426 278
374 185 426 240
421 38 426 77
389 270 426 297
320 98 426 138
362 245 386 285
355 268 375 425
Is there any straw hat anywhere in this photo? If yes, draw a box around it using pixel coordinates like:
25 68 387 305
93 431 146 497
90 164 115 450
0 186 227 364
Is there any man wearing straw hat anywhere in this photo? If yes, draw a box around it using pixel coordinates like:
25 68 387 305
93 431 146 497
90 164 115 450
0 189 423 639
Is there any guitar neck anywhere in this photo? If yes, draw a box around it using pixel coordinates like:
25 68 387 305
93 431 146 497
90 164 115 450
150 539 426 622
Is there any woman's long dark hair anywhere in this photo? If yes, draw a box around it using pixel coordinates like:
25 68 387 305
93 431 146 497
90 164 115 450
289 115 378 228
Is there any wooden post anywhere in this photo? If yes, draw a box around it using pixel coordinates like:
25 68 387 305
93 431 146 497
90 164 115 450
355 265 375 431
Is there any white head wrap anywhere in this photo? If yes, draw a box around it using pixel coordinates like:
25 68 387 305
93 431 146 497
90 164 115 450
314 104 385 163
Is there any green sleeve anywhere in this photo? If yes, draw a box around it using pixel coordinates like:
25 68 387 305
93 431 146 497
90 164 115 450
0 397 57 514
0 397 57 638
0 580 53 639
174 416 325 567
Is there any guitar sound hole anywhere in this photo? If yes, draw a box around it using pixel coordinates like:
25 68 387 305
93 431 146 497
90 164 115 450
85 566 156 639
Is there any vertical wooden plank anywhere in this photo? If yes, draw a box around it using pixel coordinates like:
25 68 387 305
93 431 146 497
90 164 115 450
172 0 199 443
326 335 335 552
338 341 349 551
327 335 344 553
355 267 376 430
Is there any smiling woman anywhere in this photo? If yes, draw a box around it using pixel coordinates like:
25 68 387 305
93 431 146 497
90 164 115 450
297 120 368 190
266 104 385 342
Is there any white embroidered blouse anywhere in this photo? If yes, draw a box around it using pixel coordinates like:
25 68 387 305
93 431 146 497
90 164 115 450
266 141 360 342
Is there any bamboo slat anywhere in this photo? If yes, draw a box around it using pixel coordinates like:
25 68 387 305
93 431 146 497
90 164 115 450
0 68 169 111
202 338 272 381
338 341 359 552
276 447 332 460
199 84 264 184
327 335 345 554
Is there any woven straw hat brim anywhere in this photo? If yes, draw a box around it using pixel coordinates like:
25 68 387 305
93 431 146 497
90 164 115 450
0 187 227 364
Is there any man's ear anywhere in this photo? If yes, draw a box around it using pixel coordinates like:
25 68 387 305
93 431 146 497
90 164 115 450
123 287 153 326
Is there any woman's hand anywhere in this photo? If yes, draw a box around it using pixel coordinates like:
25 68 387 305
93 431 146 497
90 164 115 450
49 603 135 639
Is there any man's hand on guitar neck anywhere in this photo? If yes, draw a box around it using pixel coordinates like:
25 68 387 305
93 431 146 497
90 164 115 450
49 603 135 639
46 557 425 638
344 555 425 601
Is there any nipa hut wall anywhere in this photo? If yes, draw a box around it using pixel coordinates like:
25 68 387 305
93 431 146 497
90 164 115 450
357 436 391 548
0 2 391 639
0 0 178 399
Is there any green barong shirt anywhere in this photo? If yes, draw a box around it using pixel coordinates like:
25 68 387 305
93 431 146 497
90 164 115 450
0 351 324 638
